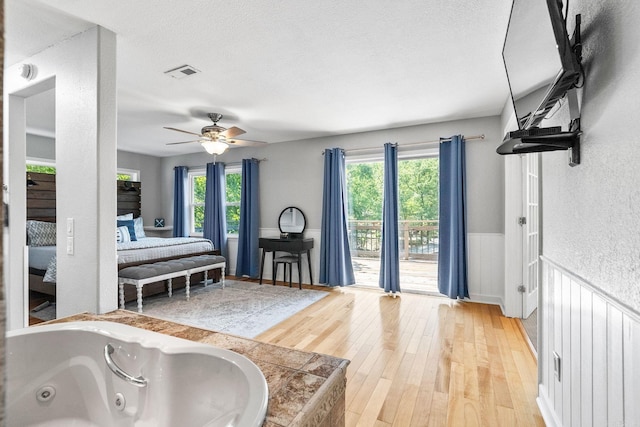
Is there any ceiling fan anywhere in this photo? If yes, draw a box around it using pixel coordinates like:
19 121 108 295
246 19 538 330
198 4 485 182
164 113 264 154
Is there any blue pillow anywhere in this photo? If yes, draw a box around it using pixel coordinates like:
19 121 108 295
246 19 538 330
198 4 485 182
116 220 137 241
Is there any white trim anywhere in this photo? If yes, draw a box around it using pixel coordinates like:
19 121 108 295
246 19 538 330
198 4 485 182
537 387 562 427
26 126 55 139
468 294 505 313
345 147 438 164
26 157 56 167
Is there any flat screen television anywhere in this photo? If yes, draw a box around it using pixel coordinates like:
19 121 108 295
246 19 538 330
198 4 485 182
497 0 583 159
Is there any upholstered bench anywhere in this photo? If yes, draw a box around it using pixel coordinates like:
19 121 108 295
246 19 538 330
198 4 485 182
118 254 226 313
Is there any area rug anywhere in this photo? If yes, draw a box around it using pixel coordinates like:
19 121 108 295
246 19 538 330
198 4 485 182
125 280 329 338
30 302 57 322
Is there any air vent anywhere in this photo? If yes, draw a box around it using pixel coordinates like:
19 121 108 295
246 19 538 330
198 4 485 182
164 65 201 79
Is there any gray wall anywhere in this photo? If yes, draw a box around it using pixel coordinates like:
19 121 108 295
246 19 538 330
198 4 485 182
517 1 640 312
26 134 55 159
117 150 163 226
160 115 504 234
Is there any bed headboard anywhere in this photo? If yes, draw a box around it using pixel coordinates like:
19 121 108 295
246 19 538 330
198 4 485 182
26 172 56 222
116 180 141 218
26 172 142 221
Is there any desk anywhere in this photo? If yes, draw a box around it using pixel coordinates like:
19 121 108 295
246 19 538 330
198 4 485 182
259 237 314 286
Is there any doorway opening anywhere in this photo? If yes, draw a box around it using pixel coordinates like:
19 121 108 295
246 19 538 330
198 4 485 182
346 156 439 293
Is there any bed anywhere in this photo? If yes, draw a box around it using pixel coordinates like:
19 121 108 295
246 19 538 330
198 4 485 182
26 173 219 302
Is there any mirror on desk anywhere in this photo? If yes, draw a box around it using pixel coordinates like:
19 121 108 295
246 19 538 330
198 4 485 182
278 206 306 238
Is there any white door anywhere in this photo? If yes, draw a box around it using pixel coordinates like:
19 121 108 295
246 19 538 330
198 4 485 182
522 153 540 318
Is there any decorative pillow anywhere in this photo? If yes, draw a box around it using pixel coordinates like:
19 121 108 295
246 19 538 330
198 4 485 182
133 216 146 239
116 226 132 243
43 256 57 283
116 220 137 241
116 213 134 222
27 220 57 246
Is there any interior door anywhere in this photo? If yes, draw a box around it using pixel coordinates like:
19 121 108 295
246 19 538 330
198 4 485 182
522 153 540 318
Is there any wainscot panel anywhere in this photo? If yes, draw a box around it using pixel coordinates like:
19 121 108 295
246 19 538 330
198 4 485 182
467 233 505 309
538 257 640 427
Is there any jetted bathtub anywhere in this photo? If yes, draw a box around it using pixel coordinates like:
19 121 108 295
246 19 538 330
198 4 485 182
6 321 268 427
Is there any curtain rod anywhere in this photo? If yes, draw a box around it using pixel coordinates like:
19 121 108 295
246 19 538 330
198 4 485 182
223 157 267 167
187 158 267 170
321 134 485 155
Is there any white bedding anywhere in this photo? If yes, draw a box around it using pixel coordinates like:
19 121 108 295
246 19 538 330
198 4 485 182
32 237 215 283
117 237 214 264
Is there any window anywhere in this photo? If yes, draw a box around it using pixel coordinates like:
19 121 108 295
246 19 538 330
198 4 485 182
188 167 241 236
117 168 140 181
225 168 241 235
26 159 56 174
189 170 206 235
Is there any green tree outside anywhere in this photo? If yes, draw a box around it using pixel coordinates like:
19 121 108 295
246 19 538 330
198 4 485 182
226 172 241 234
346 157 439 221
26 165 56 174
192 172 241 234
193 175 206 233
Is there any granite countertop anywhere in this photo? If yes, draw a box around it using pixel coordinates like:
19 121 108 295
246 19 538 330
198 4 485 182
49 310 349 427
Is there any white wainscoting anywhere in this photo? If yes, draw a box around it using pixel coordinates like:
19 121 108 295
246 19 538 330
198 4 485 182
230 231 504 305
539 257 640 427
467 233 505 309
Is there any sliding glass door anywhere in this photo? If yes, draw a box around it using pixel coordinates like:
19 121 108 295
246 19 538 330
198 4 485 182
346 156 439 293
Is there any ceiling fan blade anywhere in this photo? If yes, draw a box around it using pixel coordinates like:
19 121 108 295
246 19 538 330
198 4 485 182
166 139 203 145
227 138 267 147
164 126 203 137
220 126 246 139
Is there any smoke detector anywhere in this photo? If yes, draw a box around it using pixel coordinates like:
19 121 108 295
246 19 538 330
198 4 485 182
164 65 201 79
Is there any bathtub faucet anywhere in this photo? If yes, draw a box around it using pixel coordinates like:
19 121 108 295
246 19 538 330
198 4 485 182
104 343 148 388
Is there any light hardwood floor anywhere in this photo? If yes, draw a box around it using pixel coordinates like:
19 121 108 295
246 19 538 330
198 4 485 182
248 279 544 427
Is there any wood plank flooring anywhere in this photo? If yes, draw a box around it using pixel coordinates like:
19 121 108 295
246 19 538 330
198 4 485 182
246 278 543 427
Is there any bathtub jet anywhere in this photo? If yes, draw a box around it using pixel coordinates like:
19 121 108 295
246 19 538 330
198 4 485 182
6 321 268 427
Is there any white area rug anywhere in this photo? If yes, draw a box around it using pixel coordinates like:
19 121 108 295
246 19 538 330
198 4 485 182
125 280 329 338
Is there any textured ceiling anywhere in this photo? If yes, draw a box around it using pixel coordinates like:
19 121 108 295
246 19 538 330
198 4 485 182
6 0 513 157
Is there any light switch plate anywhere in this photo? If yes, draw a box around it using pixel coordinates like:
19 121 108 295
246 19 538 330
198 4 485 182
66 218 74 237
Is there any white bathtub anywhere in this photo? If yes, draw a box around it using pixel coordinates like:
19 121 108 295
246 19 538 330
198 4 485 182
6 321 268 427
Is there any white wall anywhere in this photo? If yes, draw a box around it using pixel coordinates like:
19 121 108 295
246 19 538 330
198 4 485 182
158 116 505 302
503 1 640 424
541 1 640 313
4 26 118 329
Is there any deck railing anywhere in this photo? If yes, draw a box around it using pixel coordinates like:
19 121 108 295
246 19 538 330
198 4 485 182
348 220 439 261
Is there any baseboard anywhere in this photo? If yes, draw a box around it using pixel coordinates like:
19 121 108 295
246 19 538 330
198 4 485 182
468 293 505 313
537 387 562 427
516 317 537 360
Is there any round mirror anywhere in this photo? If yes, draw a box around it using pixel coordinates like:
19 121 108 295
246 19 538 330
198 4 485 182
278 207 306 236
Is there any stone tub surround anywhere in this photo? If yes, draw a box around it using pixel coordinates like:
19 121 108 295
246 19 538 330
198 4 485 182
48 310 349 427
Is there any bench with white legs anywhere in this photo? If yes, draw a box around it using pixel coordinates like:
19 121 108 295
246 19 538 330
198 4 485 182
118 254 226 313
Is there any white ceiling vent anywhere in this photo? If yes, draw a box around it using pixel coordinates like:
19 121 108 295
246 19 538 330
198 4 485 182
164 65 201 79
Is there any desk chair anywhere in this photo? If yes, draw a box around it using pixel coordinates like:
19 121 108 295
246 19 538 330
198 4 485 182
273 254 302 289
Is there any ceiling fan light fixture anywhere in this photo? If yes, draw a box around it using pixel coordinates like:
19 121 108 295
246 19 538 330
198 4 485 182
201 140 229 155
